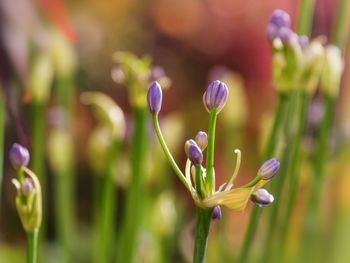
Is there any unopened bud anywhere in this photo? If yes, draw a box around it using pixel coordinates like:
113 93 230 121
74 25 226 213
258 158 280 180
250 189 274 207
147 81 163 114
203 80 229 113
195 131 208 151
212 206 222 220
10 143 30 169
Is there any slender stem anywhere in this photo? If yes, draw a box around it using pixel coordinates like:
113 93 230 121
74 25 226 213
301 95 335 258
279 93 310 240
193 207 213 263
0 94 5 204
205 111 217 193
54 76 76 262
332 0 350 47
31 102 46 239
94 140 120 263
27 229 39 263
239 94 288 263
117 107 149 263
297 0 316 35
152 114 190 190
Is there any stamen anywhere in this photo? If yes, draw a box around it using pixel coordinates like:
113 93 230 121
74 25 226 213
224 149 241 191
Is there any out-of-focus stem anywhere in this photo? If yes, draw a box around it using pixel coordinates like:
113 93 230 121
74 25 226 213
94 140 120 263
297 0 316 35
117 107 149 263
332 0 350 48
193 207 213 263
239 94 289 263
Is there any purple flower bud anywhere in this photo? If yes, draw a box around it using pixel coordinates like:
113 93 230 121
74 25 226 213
298 35 309 49
278 27 297 45
267 24 279 41
258 158 280 180
147 81 163 114
250 189 274 207
21 178 34 195
270 9 291 29
212 206 222 220
203 80 229 113
186 141 203 166
195 131 208 151
184 139 196 157
10 143 30 169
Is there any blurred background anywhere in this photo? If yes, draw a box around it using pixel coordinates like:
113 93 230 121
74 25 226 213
0 0 349 262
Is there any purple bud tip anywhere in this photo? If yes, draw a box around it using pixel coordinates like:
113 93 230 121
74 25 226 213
212 206 222 220
147 81 163 114
258 158 280 180
195 131 208 151
270 9 291 29
184 139 196 157
21 178 34 195
186 142 203 166
203 80 229 113
9 143 30 169
298 35 309 49
279 27 297 45
250 189 274 207
267 24 279 42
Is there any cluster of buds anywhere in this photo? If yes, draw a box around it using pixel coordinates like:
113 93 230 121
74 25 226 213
147 80 280 219
268 9 344 97
111 52 171 109
10 144 42 232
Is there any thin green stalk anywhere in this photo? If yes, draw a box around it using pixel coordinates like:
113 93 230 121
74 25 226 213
261 92 309 262
54 76 76 262
27 229 39 263
193 207 213 263
117 107 149 263
94 140 120 263
239 94 288 263
279 93 310 240
205 111 217 193
297 0 316 35
332 0 350 48
31 102 46 240
301 95 335 258
0 94 5 204
152 114 190 190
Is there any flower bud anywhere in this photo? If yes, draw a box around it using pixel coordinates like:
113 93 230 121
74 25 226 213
321 45 344 97
279 27 298 46
212 206 222 220
298 35 309 49
21 178 34 195
147 81 163 114
195 131 208 151
203 80 229 113
258 158 280 180
184 139 197 157
10 143 30 169
250 189 274 207
270 10 291 29
185 141 203 166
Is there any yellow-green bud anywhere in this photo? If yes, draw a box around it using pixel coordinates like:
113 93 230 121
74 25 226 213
29 52 54 103
321 45 344 97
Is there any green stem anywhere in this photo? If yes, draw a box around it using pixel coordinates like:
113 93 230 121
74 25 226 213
0 94 5 204
297 0 316 35
205 111 217 194
152 114 190 191
94 140 120 263
239 94 288 263
280 93 310 240
193 207 213 263
54 76 76 262
332 0 350 47
31 102 46 240
301 95 335 258
117 107 149 263
27 229 39 263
